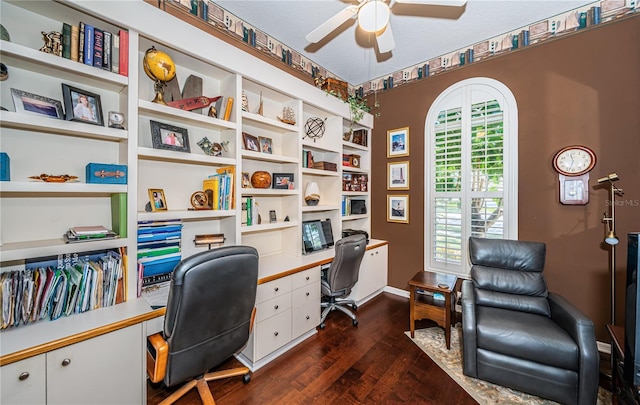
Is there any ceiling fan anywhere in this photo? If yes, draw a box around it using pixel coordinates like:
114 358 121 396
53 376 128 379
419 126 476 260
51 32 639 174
305 0 468 54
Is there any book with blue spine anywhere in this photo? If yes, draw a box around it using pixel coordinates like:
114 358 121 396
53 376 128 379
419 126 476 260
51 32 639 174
83 24 94 66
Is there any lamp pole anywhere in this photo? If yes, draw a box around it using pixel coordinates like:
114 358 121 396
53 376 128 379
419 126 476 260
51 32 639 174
601 173 623 325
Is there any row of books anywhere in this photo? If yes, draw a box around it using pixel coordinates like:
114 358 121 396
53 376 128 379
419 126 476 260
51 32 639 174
60 21 129 76
137 220 182 289
209 96 235 121
342 173 369 192
1 250 124 329
302 150 315 169
241 196 260 226
203 166 235 210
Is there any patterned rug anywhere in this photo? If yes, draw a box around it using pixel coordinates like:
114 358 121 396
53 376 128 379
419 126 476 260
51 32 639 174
406 325 612 405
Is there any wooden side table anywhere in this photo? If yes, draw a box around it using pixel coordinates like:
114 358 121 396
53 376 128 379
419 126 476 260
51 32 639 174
408 270 458 349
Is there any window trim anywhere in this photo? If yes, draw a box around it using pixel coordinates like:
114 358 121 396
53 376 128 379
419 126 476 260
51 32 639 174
424 77 518 275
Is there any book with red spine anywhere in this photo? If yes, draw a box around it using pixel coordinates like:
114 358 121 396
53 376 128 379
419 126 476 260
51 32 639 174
118 29 128 77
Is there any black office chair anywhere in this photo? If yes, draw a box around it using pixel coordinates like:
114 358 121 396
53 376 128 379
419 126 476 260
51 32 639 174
462 237 599 405
146 246 259 405
319 234 367 329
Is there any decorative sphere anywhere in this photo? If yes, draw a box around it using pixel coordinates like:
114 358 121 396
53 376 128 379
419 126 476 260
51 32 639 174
143 46 176 83
251 171 272 188
304 117 326 141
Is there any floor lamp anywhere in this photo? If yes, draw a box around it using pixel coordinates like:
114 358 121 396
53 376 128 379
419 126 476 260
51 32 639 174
599 173 623 325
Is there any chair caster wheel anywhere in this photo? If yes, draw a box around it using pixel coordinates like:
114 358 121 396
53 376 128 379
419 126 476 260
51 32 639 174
352 319 358 327
243 373 251 384
319 323 325 330
352 304 358 310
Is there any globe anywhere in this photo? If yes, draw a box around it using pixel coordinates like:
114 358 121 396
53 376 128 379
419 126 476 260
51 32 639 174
143 46 176 105
143 46 176 82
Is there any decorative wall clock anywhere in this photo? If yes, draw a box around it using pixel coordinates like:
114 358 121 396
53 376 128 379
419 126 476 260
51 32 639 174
552 145 596 205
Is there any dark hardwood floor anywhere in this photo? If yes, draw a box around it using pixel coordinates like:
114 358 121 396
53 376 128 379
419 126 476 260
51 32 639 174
147 292 478 404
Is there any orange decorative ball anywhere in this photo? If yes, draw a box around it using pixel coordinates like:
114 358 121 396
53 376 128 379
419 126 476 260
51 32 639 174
251 171 272 188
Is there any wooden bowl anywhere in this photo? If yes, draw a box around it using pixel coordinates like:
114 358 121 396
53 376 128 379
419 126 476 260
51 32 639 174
251 171 272 188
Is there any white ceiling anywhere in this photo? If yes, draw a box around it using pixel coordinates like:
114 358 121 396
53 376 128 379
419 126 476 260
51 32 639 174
214 0 595 85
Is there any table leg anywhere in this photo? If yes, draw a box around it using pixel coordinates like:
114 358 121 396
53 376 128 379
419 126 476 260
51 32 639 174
444 292 451 349
410 287 416 338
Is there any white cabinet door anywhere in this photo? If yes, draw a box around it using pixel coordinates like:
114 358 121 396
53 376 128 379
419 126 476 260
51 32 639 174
349 245 389 303
46 325 143 405
0 355 46 405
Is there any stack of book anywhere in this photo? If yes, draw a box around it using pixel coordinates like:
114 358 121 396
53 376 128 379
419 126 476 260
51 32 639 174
314 161 337 171
203 166 235 210
64 225 118 243
137 220 182 288
1 250 124 328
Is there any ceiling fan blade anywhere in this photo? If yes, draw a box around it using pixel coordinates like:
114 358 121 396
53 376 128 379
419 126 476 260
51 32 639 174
376 24 395 53
395 0 467 6
305 5 359 43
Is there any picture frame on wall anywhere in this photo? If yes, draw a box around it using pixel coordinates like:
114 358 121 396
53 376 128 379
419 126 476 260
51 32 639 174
61 83 104 126
387 194 409 223
10 88 64 119
148 188 168 212
150 120 190 153
387 127 409 158
388 161 409 190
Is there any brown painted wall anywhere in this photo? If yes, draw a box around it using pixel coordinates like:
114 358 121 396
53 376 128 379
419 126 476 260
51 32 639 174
370 15 640 341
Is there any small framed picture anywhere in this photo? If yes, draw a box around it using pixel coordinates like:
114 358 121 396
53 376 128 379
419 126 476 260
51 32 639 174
387 195 409 223
61 83 104 126
388 161 409 190
269 210 277 223
148 188 168 212
108 111 125 129
259 136 273 154
242 172 252 188
10 88 64 119
150 120 190 153
387 127 409 158
272 173 294 189
242 132 259 152
190 191 209 210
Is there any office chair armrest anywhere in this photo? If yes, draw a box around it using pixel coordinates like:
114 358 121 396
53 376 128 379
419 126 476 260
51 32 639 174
146 332 168 383
250 307 256 334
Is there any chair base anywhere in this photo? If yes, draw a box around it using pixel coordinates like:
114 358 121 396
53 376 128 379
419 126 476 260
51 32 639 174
159 366 250 405
320 296 358 328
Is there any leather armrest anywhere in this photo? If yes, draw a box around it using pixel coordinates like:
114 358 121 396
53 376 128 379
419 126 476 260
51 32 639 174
549 293 599 404
461 280 478 377
146 332 169 384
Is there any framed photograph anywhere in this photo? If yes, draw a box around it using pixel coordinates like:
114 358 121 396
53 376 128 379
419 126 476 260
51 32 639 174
242 132 259 152
150 120 190 153
10 88 64 119
387 195 409 223
242 172 252 188
272 173 294 189
259 136 273 154
387 127 409 158
388 161 409 190
61 83 104 126
148 188 168 212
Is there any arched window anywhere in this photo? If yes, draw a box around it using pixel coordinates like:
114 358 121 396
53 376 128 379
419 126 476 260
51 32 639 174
424 78 518 276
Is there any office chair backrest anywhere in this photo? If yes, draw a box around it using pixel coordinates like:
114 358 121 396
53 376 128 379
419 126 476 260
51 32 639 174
163 246 258 387
468 237 550 316
326 234 367 293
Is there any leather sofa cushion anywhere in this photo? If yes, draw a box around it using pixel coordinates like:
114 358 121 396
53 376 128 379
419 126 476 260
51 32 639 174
476 306 579 371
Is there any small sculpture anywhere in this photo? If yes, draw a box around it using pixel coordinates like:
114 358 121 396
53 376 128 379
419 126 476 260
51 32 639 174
304 117 326 142
40 31 62 57
241 91 249 112
277 107 296 125
143 46 176 105
29 173 78 182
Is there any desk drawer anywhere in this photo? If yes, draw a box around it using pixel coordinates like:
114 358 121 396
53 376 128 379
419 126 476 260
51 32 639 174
256 293 292 323
255 309 292 360
256 277 292 304
292 281 320 307
291 267 320 290
292 300 320 339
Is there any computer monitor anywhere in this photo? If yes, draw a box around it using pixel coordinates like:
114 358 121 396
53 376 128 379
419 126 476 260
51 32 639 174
302 218 334 254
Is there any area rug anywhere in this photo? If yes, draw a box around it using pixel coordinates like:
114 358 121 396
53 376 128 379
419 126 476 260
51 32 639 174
406 325 612 405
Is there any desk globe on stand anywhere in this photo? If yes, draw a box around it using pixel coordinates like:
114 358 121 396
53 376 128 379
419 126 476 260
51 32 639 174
143 46 176 105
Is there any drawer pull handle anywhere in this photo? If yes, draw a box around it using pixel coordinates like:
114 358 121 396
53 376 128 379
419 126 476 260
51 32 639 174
306 292 310 296
274 331 279 336
305 276 310 280
61 358 71 366
18 372 29 381
274 305 279 310
306 315 310 320
274 287 279 292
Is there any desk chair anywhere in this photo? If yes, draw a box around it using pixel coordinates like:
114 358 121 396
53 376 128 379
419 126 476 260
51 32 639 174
147 246 259 405
319 234 367 329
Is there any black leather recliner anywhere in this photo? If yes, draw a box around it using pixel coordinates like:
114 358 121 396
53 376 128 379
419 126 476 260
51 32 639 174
462 237 599 405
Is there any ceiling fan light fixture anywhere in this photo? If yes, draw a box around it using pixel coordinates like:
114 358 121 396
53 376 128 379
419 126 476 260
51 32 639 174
358 1 390 33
